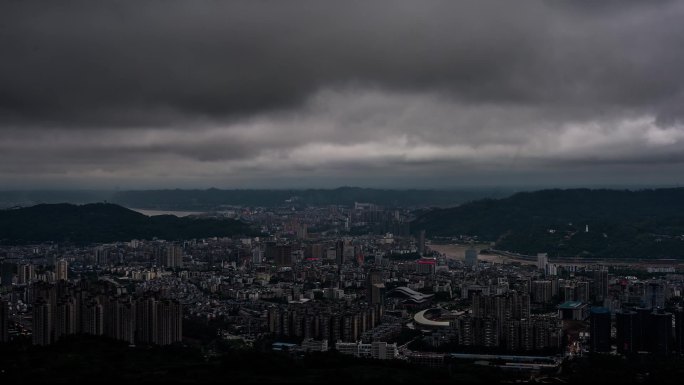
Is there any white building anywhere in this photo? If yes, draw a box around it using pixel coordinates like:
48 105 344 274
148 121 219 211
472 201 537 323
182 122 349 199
335 341 398 360
537 253 549 275
302 338 329 352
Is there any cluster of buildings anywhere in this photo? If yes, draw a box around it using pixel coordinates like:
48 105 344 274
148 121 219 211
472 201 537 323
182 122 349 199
452 292 562 352
40 280 181 346
589 305 684 355
272 339 400 361
1 264 182 346
267 302 385 343
1 202 684 370
335 340 399 360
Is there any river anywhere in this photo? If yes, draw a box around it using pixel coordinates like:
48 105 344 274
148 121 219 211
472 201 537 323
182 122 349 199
129 208 206 217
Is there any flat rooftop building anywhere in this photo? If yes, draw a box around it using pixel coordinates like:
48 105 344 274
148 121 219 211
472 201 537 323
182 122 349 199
557 301 588 321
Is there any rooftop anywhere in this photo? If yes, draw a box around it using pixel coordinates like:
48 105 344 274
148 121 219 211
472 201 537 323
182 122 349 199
413 308 451 328
557 301 585 309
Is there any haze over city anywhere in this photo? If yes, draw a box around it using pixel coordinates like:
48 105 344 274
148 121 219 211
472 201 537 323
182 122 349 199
3 1 684 189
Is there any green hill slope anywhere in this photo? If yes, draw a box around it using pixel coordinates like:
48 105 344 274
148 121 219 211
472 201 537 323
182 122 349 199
412 188 684 259
0 203 253 244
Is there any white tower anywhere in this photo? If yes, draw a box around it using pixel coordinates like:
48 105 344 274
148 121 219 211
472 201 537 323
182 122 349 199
537 253 549 275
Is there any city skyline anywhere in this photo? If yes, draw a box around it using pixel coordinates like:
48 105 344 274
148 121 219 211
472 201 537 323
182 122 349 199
3 1 684 189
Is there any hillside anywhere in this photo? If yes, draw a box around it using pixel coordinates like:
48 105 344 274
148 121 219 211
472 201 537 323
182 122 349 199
412 188 684 259
0 203 253 244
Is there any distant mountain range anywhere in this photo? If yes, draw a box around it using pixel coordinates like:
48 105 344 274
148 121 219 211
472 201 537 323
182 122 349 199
4 188 684 258
412 188 684 259
109 187 515 209
0 187 516 210
0 203 253 245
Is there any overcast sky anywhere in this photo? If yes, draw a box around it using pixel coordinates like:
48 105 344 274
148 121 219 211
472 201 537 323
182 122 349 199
2 0 684 189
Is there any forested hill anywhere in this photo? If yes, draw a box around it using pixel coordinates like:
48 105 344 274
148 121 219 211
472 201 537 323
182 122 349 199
412 188 684 259
0 203 252 245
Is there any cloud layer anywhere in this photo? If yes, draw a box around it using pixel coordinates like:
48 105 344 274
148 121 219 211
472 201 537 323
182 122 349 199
2 0 684 188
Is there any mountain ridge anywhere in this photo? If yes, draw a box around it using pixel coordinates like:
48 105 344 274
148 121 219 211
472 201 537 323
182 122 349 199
412 188 684 259
0 203 253 245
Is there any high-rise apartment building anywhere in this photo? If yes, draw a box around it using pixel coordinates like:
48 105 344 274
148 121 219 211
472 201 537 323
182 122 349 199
163 244 183 269
589 307 611 352
135 297 182 345
83 298 105 336
54 298 77 341
56 259 68 281
531 280 553 304
616 309 638 353
33 298 52 346
0 300 9 343
335 240 345 266
675 307 684 354
593 269 609 302
17 263 35 285
464 248 478 267
417 230 426 256
274 245 293 267
648 309 672 355
367 270 385 306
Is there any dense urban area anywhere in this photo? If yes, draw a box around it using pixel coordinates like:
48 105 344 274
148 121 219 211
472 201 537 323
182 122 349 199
1 198 684 382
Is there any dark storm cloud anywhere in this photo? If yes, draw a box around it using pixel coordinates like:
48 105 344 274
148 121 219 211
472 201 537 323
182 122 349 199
2 0 684 188
1 0 681 127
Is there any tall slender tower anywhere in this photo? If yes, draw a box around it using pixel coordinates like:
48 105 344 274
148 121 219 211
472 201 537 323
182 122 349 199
418 230 426 256
335 240 345 266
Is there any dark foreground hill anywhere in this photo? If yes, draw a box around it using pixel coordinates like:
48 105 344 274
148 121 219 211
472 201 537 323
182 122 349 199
0 203 253 244
3 335 683 383
412 188 684 259
0 336 502 384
